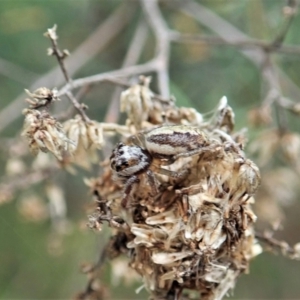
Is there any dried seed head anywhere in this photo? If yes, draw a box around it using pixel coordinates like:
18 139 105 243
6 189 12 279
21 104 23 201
120 80 154 130
63 116 105 169
89 91 262 299
21 109 74 159
25 87 59 108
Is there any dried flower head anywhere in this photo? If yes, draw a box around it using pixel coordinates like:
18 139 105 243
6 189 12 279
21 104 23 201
120 76 154 130
25 87 59 109
63 115 104 169
89 88 262 299
21 109 74 160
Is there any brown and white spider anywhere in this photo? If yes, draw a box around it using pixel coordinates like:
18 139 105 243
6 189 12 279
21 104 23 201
110 125 214 208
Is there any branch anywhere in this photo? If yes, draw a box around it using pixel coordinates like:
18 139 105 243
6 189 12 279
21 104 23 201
59 0 173 100
0 2 135 133
256 231 300 260
271 0 298 47
104 18 149 123
261 55 288 131
141 0 170 97
0 57 38 85
58 60 159 96
169 31 300 55
45 25 91 122
176 0 300 103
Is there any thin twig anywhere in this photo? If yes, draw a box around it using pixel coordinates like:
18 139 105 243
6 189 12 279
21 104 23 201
260 2 298 132
261 55 288 131
0 57 38 85
58 60 159 95
175 0 300 101
104 18 149 123
65 91 90 122
271 0 298 47
0 2 135 133
169 31 300 55
256 231 300 259
141 0 170 97
46 25 91 122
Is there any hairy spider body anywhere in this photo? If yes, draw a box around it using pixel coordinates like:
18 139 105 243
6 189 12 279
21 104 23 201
139 125 209 159
110 125 213 208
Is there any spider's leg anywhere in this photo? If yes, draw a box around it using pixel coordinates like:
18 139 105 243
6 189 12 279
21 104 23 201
121 175 139 208
146 169 158 196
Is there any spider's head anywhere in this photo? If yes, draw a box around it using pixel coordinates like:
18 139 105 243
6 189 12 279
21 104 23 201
110 143 151 177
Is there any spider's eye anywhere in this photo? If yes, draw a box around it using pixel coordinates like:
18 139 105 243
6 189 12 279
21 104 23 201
116 165 122 172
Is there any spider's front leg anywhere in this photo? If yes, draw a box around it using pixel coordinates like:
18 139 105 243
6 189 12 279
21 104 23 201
121 175 139 208
146 169 158 196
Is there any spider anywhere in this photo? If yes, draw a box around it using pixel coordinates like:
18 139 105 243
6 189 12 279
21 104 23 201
110 125 215 208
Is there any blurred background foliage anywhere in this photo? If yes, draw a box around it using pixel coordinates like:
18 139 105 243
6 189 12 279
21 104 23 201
0 0 300 299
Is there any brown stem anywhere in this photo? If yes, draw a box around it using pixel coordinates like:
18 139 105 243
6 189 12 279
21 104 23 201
256 231 299 259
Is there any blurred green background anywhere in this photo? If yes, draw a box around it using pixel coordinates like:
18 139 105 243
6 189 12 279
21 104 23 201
0 0 300 299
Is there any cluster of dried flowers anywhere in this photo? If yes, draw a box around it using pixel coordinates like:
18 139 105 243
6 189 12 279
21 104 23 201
19 76 300 299
83 78 262 300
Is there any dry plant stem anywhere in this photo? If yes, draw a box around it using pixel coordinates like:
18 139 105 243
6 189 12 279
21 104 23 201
178 0 300 100
169 32 300 55
141 0 170 98
55 0 300 107
80 243 108 299
255 231 299 258
262 56 288 131
47 27 91 122
58 61 159 96
0 57 38 85
105 18 149 123
56 85 93 121
65 91 90 122
260 4 297 130
48 34 70 83
0 2 134 133
168 1 297 55
271 0 298 48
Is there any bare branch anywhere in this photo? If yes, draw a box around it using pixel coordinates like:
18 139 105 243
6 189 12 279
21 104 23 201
141 0 170 97
0 57 38 85
0 2 135 133
271 0 298 47
256 231 300 260
169 31 300 55
45 25 91 122
105 18 149 123
176 0 300 102
58 60 159 96
261 56 288 131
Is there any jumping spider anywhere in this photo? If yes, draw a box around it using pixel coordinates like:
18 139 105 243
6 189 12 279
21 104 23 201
110 125 216 208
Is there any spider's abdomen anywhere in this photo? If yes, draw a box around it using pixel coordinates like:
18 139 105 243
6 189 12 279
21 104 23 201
143 125 208 158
